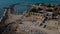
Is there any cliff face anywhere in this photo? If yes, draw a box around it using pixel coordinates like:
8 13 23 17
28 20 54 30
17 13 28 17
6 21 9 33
0 3 60 34
1 13 59 34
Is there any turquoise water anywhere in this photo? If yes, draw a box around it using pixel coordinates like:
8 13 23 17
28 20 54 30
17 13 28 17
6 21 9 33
14 5 30 14
0 0 60 18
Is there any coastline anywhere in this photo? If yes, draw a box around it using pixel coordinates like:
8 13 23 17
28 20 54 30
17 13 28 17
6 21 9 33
0 3 60 34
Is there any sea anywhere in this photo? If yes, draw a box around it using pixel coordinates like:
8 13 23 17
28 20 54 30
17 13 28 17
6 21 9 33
0 0 60 18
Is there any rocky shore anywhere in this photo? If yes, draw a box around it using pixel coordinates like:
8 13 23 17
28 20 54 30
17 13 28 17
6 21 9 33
0 3 60 34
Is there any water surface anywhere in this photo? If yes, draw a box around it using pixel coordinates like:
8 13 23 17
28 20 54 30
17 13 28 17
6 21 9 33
0 0 60 18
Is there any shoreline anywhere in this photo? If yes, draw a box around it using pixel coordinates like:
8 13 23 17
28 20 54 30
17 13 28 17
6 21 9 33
0 3 60 34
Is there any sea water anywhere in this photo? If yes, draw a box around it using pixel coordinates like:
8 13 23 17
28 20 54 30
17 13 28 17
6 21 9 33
0 0 60 18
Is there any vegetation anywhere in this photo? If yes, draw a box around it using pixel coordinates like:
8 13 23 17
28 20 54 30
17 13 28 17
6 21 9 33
30 7 43 13
30 7 38 13
41 3 49 6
